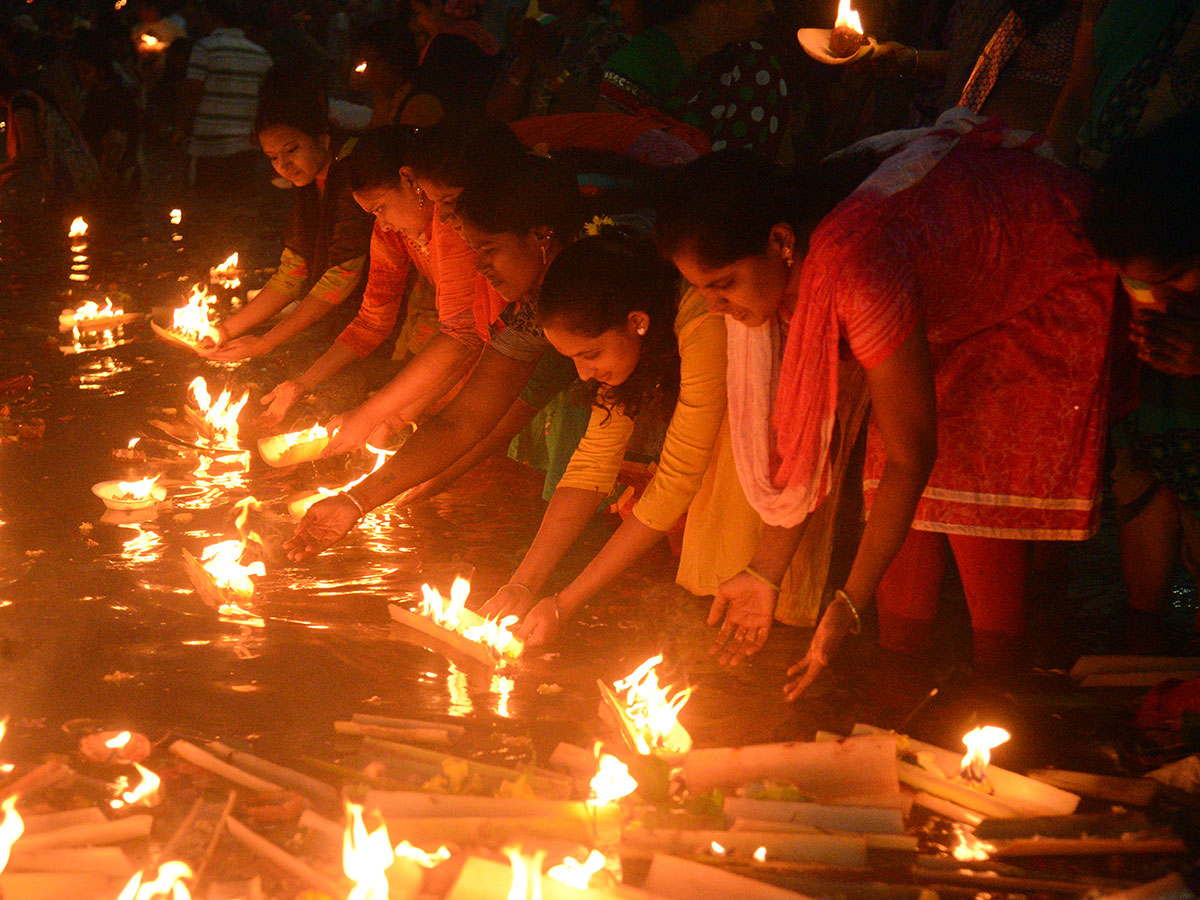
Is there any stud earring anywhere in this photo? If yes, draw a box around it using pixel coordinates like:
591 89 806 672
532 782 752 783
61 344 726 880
541 244 548 266
636 325 646 335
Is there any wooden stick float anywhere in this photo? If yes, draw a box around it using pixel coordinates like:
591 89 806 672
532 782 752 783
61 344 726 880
169 739 284 794
992 836 1188 858
7 847 133 877
206 742 339 805
224 816 342 895
335 720 452 747
723 798 905 835
681 734 900 799
389 604 518 668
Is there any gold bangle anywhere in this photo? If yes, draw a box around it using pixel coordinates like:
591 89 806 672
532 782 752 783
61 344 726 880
743 565 781 593
342 488 369 519
835 589 863 635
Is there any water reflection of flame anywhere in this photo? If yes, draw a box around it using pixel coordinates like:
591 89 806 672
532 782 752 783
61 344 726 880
121 527 164 566
447 663 472 716
491 673 514 719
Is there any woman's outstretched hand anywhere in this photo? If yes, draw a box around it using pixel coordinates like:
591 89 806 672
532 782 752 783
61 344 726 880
707 570 777 667
479 582 537 620
207 334 269 362
323 409 377 457
257 379 304 428
284 494 360 560
783 598 858 701
514 596 563 647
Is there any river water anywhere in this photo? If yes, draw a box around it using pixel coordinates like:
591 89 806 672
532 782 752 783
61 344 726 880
0 153 1195 787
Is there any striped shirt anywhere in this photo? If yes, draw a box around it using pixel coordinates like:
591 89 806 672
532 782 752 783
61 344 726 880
185 28 272 158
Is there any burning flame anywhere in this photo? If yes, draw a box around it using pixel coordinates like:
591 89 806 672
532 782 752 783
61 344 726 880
418 577 523 658
118 861 192 900
128 437 141 449
170 284 220 345
611 655 692 755
710 841 727 856
200 497 264 598
116 475 161 502
504 847 547 900
73 297 123 324
355 61 368 73
111 763 161 809
952 830 993 862
140 34 160 46
106 731 132 749
344 802 394 900
0 719 11 774
211 252 241 288
0 796 24 875
960 725 1010 784
188 377 249 446
754 846 768 862
547 850 605 890
115 0 126 8
69 216 88 238
835 0 862 32
589 753 637 806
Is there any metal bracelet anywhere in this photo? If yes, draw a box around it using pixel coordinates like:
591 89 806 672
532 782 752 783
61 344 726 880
342 489 369 520
835 589 863 635
743 565 781 593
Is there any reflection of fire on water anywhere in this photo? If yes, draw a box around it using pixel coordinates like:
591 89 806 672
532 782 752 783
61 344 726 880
287 443 394 517
421 577 523 659
589 752 637 806
0 796 24 876
110 762 161 809
548 849 606 889
504 847 547 900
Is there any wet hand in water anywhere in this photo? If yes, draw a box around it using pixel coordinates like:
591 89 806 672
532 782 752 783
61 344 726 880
284 494 360 560
323 409 376 457
514 596 563 647
783 598 857 701
479 582 537 620
207 335 269 362
257 380 304 428
1132 309 1200 377
707 570 776 667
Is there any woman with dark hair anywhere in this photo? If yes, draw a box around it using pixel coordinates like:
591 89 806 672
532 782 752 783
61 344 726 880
205 65 373 362
1083 114 1200 646
268 125 490 439
407 0 501 110
349 22 443 129
285 152 589 560
657 113 1116 690
479 233 755 646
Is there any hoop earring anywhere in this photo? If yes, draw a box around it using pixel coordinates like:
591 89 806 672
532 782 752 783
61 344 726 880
636 326 646 336
783 248 793 268
541 244 548 266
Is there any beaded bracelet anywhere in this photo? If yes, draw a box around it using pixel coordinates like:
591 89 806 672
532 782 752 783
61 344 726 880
743 565 781 593
834 589 863 635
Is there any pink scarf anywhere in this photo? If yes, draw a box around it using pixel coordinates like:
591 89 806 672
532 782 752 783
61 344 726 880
726 110 1050 527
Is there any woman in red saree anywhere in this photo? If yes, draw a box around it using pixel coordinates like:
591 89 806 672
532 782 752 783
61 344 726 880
658 112 1117 696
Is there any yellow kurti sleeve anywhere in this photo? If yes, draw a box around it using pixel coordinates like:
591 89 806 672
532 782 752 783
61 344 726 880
632 289 728 532
557 399 636 496
260 247 310 303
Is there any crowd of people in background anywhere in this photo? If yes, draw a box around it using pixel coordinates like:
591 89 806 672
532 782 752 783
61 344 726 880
2 0 1198 699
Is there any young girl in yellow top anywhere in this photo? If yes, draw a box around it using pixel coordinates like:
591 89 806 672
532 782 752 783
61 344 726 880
481 232 758 646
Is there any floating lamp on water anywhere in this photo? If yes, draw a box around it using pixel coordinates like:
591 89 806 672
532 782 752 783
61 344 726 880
259 422 332 467
355 61 368 73
388 575 524 666
153 283 221 350
209 252 242 289
185 376 249 447
182 497 266 622
598 654 693 759
92 474 167 511
79 728 152 764
59 296 137 334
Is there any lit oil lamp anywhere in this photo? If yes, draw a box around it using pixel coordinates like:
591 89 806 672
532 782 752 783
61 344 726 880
258 422 332 467
109 762 161 810
169 208 182 225
59 297 135 334
182 497 265 617
152 283 221 351
185 376 249 448
286 442 393 518
80 728 153 764
959 725 1011 791
139 33 163 50
598 655 693 759
830 0 868 56
68 216 90 282
343 801 449 900
388 576 525 666
68 216 88 240
797 0 874 65
355 61 368 73
92 474 166 511
209 252 242 290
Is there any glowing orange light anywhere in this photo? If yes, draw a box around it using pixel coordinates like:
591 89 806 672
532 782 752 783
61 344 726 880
504 847 547 900
188 377 249 446
547 850 605 889
835 0 862 32
0 796 24 875
168 284 220 346
105 731 132 749
960 726 1010 784
589 753 637 806
611 655 692 755
118 861 192 900
68 216 88 238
